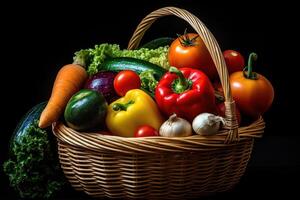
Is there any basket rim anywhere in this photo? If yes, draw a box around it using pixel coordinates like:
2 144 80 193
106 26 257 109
52 117 264 154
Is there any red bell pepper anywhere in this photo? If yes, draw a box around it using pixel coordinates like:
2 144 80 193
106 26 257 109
155 67 217 121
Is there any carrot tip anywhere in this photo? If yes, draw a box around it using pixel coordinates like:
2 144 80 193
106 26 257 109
38 120 46 128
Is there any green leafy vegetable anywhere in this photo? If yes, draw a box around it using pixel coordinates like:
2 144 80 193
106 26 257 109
74 43 170 75
3 120 66 199
140 69 159 97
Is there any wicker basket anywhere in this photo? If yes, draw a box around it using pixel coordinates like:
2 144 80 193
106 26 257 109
52 7 265 199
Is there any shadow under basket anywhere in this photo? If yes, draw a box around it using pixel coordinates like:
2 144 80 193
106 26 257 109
52 6 265 199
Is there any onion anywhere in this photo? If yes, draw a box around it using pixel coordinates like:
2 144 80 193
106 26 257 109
159 114 192 137
84 71 118 103
192 113 225 136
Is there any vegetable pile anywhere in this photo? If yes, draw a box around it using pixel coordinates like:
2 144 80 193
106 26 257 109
3 32 274 198
37 33 273 135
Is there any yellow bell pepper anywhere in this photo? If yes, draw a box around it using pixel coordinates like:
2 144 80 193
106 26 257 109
106 89 164 137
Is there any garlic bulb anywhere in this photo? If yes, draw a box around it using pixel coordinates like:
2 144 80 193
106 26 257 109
159 114 192 137
192 113 225 136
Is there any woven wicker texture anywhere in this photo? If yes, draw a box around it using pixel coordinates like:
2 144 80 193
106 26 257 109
52 7 265 199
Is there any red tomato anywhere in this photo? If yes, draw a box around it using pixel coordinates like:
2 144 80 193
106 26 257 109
114 70 141 96
230 53 274 118
223 50 245 74
217 102 241 125
168 33 217 80
134 125 159 137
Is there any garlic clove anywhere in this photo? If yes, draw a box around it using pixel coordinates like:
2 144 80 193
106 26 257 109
192 113 225 136
159 114 192 137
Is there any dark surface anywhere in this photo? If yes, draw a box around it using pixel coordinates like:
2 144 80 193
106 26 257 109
1 1 298 199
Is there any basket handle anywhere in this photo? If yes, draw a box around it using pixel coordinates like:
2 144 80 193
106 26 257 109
128 7 239 143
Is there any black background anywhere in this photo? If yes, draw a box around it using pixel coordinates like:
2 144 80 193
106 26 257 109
1 1 299 199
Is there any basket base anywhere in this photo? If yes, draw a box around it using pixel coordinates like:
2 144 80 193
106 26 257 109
57 139 253 199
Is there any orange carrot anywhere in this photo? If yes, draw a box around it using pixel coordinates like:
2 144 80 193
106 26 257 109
39 64 87 128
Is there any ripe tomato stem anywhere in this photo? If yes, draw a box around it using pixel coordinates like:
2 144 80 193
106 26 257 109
177 29 199 47
243 52 258 80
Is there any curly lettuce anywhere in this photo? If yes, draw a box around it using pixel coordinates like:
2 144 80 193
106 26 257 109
3 120 66 199
139 69 159 97
74 43 170 75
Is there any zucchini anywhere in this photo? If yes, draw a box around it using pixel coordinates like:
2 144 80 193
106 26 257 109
101 57 167 79
10 102 47 146
140 37 174 49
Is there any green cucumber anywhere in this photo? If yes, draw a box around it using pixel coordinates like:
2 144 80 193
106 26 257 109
101 57 167 79
140 37 174 49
